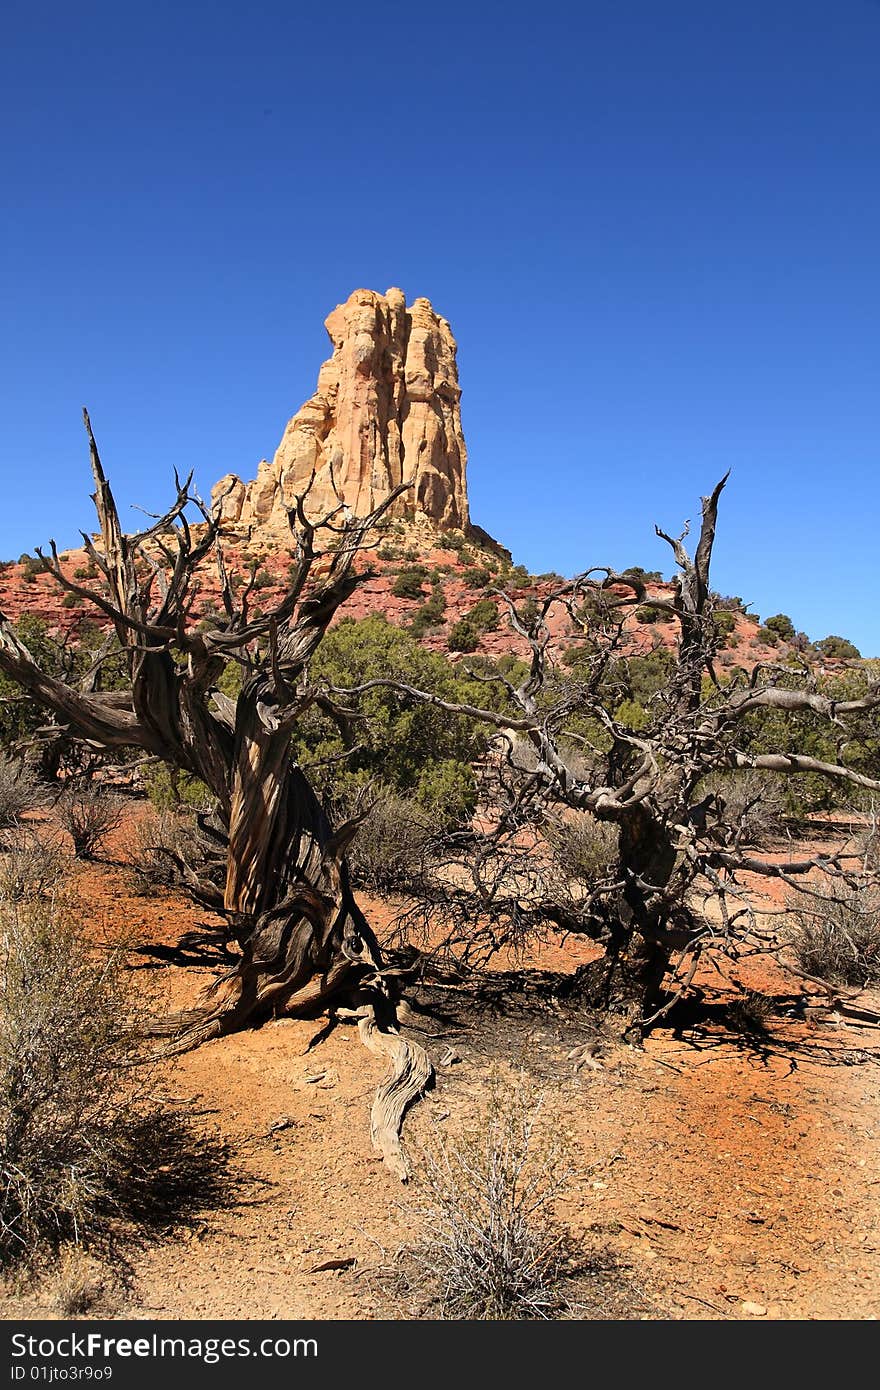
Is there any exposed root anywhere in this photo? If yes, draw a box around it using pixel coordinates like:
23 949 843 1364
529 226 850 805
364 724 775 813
351 1005 433 1181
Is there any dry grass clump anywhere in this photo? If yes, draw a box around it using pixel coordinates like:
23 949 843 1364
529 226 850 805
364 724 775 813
56 783 123 859
699 770 787 845
727 989 775 1034
0 893 230 1269
545 811 617 885
0 757 42 829
347 793 432 893
0 829 68 903
122 805 226 902
786 881 880 988
405 1071 578 1319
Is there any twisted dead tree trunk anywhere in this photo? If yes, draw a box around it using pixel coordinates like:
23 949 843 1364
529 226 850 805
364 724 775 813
331 476 880 1038
0 410 431 1174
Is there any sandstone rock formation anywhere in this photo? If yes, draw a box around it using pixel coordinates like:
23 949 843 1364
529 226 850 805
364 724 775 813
212 288 471 537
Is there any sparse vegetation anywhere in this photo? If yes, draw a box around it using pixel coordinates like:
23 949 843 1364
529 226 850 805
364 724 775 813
0 895 230 1268
787 882 880 987
407 1072 577 1320
447 619 479 653
546 813 617 885
727 989 775 1034
817 635 861 660
56 784 123 859
392 568 427 600
0 758 41 828
347 793 432 892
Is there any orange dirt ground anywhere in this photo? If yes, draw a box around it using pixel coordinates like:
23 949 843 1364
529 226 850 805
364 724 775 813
2 813 879 1322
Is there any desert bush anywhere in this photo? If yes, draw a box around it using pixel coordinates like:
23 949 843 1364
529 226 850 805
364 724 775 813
409 590 447 638
447 619 479 653
635 604 666 624
123 806 224 896
504 564 530 590
545 813 617 885
347 793 433 893
461 567 491 589
407 1071 576 1319
621 567 663 585
816 635 861 660
713 609 737 639
143 764 214 813
727 989 775 1034
698 770 787 845
763 613 796 642
468 598 500 632
0 898 230 1266
0 830 68 904
0 757 42 828
392 569 426 600
56 784 123 859
47 1248 109 1316
786 882 880 987
123 807 188 889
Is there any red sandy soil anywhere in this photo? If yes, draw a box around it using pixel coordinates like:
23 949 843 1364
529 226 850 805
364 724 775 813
2 809 879 1322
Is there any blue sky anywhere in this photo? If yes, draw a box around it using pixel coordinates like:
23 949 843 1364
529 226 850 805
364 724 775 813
2 1 879 652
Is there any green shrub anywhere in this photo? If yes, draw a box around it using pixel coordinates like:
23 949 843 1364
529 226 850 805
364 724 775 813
635 604 667 624
620 567 663 585
143 765 214 812
468 598 500 632
409 590 448 638
461 567 491 589
414 759 476 824
504 565 530 590
292 616 497 814
817 635 861 660
516 598 540 628
614 698 648 730
392 569 426 600
447 620 479 653
763 613 796 642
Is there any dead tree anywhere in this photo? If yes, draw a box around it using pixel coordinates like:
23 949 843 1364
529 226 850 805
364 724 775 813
0 411 430 1177
330 476 880 1037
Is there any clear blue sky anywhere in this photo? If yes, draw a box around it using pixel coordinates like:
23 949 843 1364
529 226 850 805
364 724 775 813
2 1 879 652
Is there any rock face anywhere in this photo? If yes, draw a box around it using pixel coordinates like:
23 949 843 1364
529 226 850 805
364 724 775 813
212 288 470 536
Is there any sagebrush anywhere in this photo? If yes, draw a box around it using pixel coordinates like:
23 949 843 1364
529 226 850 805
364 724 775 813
0 894 230 1267
406 1071 577 1319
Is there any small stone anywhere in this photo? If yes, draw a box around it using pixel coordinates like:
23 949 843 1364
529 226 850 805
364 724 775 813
741 1301 767 1317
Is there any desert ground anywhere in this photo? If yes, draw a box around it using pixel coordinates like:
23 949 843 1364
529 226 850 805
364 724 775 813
2 804 878 1324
